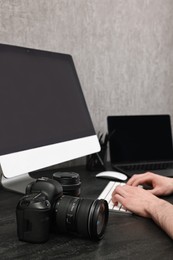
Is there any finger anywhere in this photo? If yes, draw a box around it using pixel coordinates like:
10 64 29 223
127 173 145 185
111 186 126 204
127 173 154 187
127 172 153 184
147 187 163 196
112 200 118 206
111 194 118 204
113 185 130 201
111 184 123 197
112 193 125 205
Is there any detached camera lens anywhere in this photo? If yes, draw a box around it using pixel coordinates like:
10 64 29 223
53 172 81 196
54 196 108 240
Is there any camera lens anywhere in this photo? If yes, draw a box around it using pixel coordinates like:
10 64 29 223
53 172 81 197
54 196 108 240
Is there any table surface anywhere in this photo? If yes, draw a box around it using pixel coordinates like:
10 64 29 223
0 165 173 260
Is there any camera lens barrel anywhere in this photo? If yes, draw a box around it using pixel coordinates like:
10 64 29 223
54 196 108 240
53 172 81 196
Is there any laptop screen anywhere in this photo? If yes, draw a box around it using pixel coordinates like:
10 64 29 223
107 115 173 164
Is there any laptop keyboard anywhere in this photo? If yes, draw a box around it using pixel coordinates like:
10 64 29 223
115 161 173 172
98 181 131 214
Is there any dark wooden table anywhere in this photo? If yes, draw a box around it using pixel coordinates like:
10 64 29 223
0 166 173 260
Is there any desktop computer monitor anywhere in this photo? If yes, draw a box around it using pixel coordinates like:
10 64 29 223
0 43 100 193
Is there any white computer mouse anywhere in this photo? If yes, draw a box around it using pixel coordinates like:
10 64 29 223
96 171 128 181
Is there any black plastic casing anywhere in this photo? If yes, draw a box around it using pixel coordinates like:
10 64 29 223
25 177 63 205
16 193 51 243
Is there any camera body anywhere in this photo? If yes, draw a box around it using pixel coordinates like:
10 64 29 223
25 177 63 204
16 192 51 243
16 174 108 243
16 177 63 243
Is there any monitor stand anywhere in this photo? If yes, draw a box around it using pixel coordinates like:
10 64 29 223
0 169 35 194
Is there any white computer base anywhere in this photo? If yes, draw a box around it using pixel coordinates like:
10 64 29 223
0 172 35 194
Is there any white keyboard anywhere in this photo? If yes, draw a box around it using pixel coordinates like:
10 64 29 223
98 181 131 214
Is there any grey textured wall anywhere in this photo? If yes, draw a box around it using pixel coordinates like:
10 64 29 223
0 0 173 165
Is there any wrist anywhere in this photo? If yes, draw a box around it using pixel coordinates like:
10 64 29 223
147 198 173 239
146 197 166 218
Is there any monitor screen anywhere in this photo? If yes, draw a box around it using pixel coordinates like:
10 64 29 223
0 43 100 193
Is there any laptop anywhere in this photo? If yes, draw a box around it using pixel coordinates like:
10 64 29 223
107 115 173 177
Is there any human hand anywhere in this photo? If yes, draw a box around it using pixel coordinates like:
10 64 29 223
127 172 173 196
111 184 160 218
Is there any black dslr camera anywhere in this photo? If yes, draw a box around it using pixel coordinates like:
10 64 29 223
16 175 109 243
